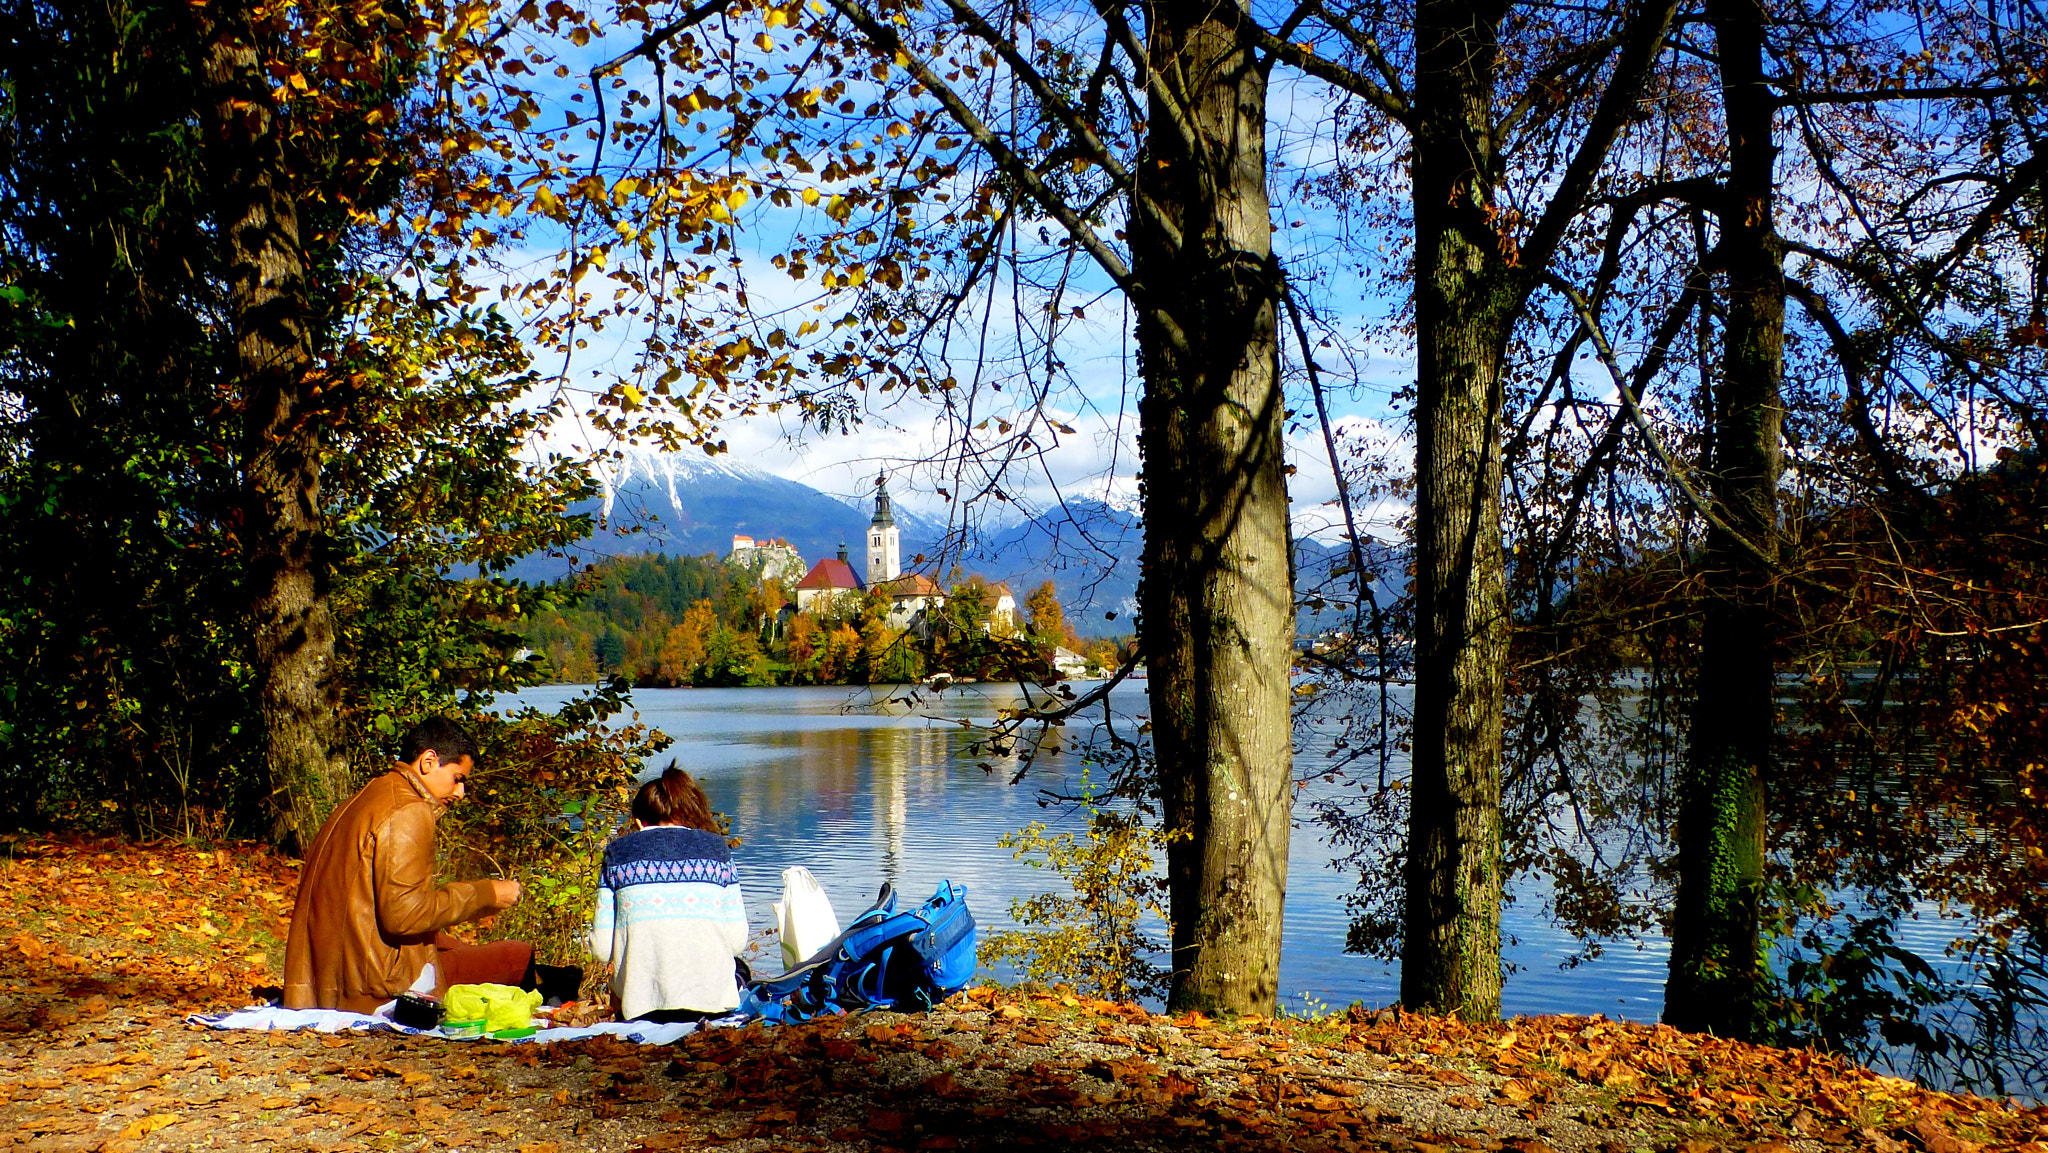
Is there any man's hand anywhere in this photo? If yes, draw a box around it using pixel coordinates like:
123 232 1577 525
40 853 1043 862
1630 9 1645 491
491 879 522 908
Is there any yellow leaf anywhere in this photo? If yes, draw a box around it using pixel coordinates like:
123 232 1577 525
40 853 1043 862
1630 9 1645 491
119 1115 180 1140
763 6 789 26
755 31 775 51
801 188 820 206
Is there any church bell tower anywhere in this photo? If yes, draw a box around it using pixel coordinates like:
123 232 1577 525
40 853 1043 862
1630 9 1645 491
867 475 901 586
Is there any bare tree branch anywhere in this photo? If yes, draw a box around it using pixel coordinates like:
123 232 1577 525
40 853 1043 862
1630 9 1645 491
593 0 733 79
824 0 1195 358
1517 0 1682 282
1215 6 1409 121
1773 82 2047 107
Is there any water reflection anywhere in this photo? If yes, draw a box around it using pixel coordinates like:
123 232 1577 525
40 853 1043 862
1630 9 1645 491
499 682 1665 1018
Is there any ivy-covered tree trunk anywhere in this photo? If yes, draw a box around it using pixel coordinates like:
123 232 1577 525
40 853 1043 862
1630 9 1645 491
1402 0 1515 1022
1666 0 1783 1040
198 7 351 848
1135 0 1295 1016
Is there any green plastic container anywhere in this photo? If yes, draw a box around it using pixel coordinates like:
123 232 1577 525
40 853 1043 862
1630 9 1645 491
440 1019 486 1039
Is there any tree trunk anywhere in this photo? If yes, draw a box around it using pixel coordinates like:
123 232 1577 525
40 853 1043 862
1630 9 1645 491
198 7 350 849
1135 0 1295 1016
1402 0 1515 1022
1665 0 1782 1040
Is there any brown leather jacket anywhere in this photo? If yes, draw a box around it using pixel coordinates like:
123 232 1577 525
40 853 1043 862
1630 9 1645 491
283 768 501 1012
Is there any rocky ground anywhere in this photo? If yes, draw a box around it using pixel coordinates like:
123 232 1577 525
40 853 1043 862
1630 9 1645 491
1 835 2043 1153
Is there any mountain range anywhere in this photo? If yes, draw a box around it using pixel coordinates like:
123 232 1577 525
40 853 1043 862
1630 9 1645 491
505 453 943 582
508 452 1393 638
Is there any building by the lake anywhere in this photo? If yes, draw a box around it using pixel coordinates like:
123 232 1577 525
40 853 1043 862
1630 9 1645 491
790 477 953 629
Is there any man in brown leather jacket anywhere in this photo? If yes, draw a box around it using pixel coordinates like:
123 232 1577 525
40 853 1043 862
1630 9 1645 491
283 717 526 1012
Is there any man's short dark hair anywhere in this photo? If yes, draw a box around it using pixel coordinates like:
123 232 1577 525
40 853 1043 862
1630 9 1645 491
399 716 480 765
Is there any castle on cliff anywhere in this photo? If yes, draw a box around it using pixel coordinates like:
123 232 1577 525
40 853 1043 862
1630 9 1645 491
725 534 806 584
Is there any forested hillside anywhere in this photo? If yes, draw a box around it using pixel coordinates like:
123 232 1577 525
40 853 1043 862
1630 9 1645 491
520 553 1127 686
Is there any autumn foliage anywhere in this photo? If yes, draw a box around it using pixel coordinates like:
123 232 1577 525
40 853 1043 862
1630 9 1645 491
5 836 2048 1152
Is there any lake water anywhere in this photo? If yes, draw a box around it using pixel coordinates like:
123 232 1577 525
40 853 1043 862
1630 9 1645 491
499 680 1684 1020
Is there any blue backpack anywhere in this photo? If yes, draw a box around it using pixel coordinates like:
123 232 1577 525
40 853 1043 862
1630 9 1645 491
742 880 976 1021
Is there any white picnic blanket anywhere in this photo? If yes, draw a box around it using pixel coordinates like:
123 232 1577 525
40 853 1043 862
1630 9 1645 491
185 1004 732 1045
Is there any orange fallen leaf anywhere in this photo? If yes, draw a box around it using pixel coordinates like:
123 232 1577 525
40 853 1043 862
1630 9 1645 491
118 1114 179 1140
869 1110 909 1133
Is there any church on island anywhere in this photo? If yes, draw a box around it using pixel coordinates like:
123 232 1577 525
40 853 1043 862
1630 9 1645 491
792 478 948 629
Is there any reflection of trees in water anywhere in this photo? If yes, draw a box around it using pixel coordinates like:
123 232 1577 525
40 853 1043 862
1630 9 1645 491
725 729 865 839
1301 671 2048 1098
867 724 951 884
715 706 979 889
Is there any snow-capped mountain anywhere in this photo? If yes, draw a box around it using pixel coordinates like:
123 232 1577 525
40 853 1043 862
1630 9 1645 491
507 451 1389 639
507 451 945 582
970 498 1143 633
968 499 1400 638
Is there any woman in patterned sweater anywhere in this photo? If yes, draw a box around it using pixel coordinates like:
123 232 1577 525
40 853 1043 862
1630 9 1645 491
588 765 749 1022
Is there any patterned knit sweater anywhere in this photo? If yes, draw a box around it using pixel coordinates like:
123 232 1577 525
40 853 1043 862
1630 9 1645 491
588 825 748 1019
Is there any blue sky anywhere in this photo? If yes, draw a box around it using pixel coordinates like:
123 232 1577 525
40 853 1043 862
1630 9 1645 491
460 3 1422 544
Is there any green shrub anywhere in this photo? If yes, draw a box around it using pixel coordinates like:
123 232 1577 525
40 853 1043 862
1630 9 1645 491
979 802 1180 1003
434 678 670 968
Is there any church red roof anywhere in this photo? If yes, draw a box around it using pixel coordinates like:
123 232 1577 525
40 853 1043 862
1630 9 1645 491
795 557 864 591
876 573 943 598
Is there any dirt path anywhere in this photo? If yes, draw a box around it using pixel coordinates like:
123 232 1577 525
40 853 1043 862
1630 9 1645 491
1 836 2042 1153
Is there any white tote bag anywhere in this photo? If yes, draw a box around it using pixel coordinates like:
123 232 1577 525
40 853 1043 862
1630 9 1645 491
771 865 840 971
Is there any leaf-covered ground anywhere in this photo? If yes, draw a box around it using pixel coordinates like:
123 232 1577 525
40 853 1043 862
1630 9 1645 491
1 836 2044 1153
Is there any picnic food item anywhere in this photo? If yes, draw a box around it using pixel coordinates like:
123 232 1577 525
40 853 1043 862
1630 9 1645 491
444 983 541 1033
393 992 443 1029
